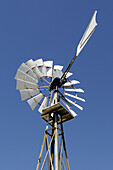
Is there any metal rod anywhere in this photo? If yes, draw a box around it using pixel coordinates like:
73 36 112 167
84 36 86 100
38 86 49 88
42 77 50 84
54 113 59 170
50 117 55 170
60 53 77 83
54 86 59 170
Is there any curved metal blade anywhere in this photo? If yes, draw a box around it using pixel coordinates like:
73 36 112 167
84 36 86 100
68 107 77 117
63 80 80 87
53 70 63 79
44 61 53 68
26 59 36 69
18 63 30 73
27 93 43 110
20 89 40 101
34 59 46 77
43 61 53 77
17 63 37 80
54 65 63 71
65 92 85 102
60 99 77 117
46 68 53 77
38 66 47 77
15 69 38 84
38 97 48 113
66 72 73 78
16 79 38 90
17 63 38 80
27 69 38 80
58 90 72 107
64 88 84 93
32 66 43 78
26 59 44 78
34 59 43 67
65 97 83 110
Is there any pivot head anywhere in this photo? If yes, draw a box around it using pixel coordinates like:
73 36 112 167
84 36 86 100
49 77 67 91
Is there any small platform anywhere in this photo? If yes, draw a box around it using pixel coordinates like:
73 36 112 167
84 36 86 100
41 102 74 126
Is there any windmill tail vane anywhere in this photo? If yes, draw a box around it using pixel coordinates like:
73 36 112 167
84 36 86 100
15 10 97 170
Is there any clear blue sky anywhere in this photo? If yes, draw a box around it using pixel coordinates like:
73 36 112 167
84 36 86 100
0 0 113 170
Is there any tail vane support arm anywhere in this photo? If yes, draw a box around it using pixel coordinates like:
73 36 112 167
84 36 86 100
60 54 77 84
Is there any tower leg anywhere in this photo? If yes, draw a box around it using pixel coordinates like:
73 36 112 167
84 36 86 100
61 122 70 170
36 135 46 170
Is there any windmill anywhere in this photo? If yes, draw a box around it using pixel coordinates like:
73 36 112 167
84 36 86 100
15 11 97 170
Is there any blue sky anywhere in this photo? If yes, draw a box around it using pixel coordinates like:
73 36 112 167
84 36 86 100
0 0 113 169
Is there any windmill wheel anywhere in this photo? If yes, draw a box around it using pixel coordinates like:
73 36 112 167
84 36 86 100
15 58 85 116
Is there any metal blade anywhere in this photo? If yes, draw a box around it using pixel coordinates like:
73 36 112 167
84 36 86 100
20 89 40 101
29 89 40 96
63 80 80 87
33 59 45 77
66 72 73 78
32 66 43 78
60 99 77 117
54 65 63 71
53 70 63 79
35 59 47 77
33 93 43 102
17 63 38 80
44 61 53 68
27 93 43 110
15 69 26 79
69 108 77 117
65 92 85 102
15 69 38 84
64 88 84 93
38 97 48 113
44 61 53 77
26 59 43 78
38 66 47 77
46 67 53 77
58 90 72 107
65 97 83 110
34 59 43 67
26 59 36 69
77 11 97 56
18 63 30 73
16 79 38 90
27 69 38 80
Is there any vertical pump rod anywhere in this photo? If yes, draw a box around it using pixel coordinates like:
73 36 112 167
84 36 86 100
54 87 59 170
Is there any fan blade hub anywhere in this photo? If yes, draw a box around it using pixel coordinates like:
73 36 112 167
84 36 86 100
49 77 67 91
